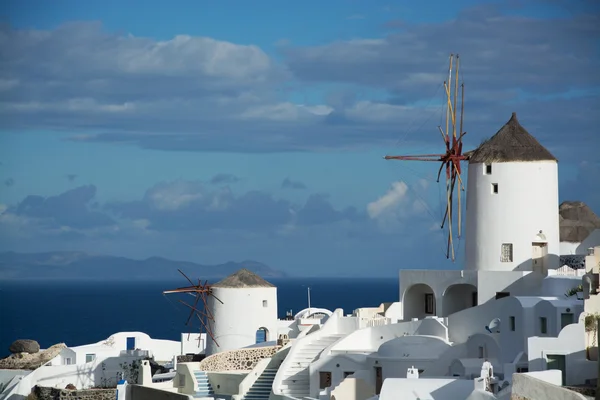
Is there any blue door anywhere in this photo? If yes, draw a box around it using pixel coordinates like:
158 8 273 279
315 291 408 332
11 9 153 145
126 337 135 350
255 329 267 343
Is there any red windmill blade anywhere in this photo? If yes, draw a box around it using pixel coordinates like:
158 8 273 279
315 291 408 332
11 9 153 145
384 54 467 261
163 273 223 348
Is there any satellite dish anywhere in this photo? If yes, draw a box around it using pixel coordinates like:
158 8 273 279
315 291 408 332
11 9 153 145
485 318 501 333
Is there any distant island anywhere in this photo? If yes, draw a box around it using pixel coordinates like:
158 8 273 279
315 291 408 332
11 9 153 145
0 251 287 281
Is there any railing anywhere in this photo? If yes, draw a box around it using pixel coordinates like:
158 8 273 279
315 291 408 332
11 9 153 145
233 358 270 400
271 309 343 396
359 316 391 329
234 346 291 400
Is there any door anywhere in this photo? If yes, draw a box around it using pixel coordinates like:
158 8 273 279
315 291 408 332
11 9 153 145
546 354 566 384
126 337 136 350
375 366 383 395
255 328 267 343
425 293 435 315
532 242 548 271
560 313 574 330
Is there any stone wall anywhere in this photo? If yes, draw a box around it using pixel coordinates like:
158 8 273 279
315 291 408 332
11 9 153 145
176 354 205 363
33 386 117 400
199 346 278 372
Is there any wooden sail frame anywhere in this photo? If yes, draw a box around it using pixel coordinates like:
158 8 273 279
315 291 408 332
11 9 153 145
384 54 467 261
163 269 224 347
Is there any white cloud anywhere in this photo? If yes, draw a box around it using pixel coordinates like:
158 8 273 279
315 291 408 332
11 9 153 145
367 181 409 219
146 181 210 211
0 9 597 158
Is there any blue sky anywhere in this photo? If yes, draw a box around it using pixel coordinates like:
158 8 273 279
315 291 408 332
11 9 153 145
0 0 598 277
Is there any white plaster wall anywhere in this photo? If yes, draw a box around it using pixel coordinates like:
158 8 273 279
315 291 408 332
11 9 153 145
276 319 299 339
541 275 582 297
54 348 77 365
465 161 560 272
578 229 600 254
534 300 583 337
399 269 478 319
329 374 375 400
180 333 205 355
560 241 580 255
329 319 448 355
511 371 589 400
311 354 368 396
205 287 278 356
206 371 247 397
498 297 543 364
466 334 501 360
379 378 476 400
383 302 403 322
367 336 452 381
476 270 543 304
447 298 502 344
528 322 596 385
72 332 182 362
273 309 345 397
3 354 143 397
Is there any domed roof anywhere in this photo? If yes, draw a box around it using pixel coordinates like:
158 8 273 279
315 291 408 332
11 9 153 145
212 268 275 288
376 335 450 359
467 112 557 164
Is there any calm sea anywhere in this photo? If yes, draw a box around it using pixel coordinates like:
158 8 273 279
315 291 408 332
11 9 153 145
0 278 398 355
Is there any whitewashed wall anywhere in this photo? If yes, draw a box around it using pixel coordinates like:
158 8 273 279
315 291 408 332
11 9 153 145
465 161 560 272
528 322 596 385
206 287 278 356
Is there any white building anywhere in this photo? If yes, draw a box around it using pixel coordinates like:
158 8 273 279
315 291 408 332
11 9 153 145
465 112 560 274
205 268 279 356
401 113 565 322
1 331 194 399
48 331 192 366
71 113 599 400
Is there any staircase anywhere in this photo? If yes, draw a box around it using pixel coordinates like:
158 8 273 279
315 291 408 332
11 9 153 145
278 334 344 399
242 368 278 400
193 370 215 399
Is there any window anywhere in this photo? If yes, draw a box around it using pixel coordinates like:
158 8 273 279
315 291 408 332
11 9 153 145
560 313 574 329
85 353 96 363
375 367 383 395
425 293 435 314
472 292 478 307
478 346 484 359
492 183 499 194
64 358 72 365
509 316 516 331
319 371 332 389
485 164 492 175
495 292 510 300
540 317 547 334
516 367 529 373
262 300 268 307
501 243 513 262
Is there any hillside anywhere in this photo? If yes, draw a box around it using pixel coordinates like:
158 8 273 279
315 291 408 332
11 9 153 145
0 251 286 281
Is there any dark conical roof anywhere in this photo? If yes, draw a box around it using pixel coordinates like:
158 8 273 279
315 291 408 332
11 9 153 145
559 201 600 243
467 112 557 164
212 268 275 288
